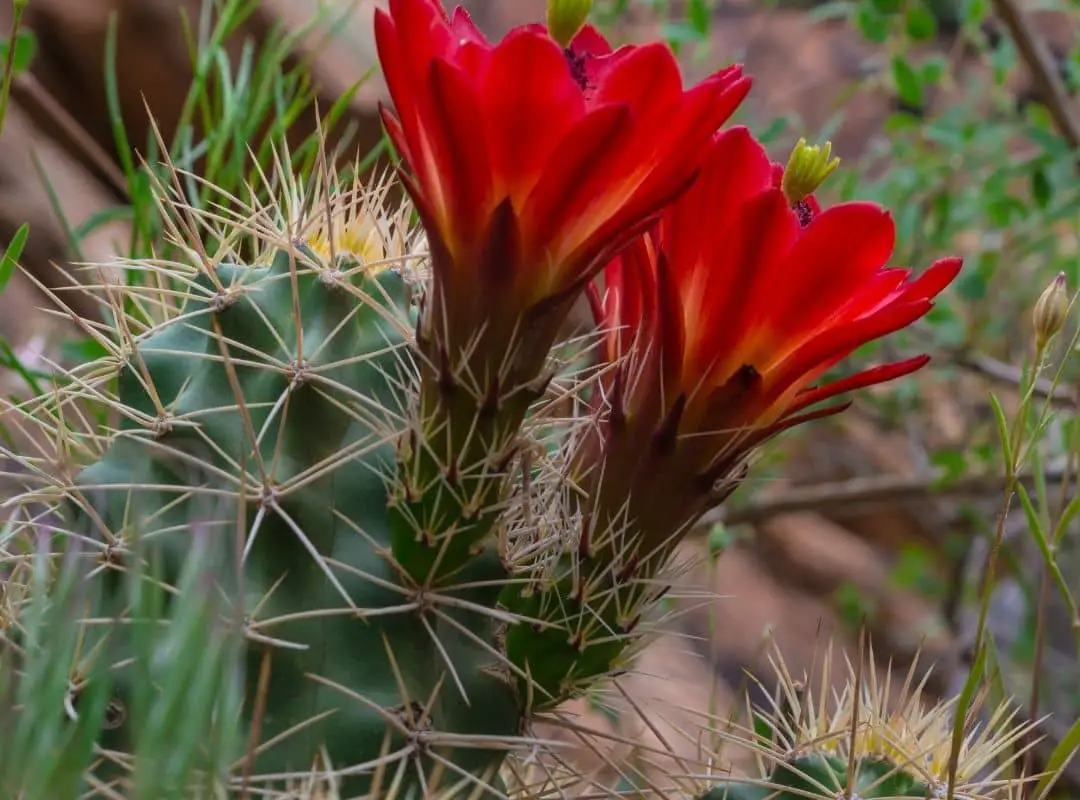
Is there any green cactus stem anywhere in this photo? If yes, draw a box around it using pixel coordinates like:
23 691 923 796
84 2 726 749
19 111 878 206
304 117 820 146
48 225 525 795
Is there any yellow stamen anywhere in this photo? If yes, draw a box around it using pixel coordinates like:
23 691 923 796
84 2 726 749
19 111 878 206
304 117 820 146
781 137 840 204
306 219 386 268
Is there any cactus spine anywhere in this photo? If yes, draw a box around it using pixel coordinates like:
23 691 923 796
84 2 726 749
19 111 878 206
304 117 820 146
695 647 1036 800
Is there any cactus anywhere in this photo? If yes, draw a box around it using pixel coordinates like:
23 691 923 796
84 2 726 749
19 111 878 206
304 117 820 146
0 0 968 796
30 169 532 795
695 646 1036 800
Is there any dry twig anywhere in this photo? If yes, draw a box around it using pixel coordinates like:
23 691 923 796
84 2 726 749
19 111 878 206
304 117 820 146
701 463 1066 529
990 0 1080 150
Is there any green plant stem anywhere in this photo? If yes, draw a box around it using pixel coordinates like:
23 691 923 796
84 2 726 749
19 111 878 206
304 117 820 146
947 339 1047 799
0 0 28 139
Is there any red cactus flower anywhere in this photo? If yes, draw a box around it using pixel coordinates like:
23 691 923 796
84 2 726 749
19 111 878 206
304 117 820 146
374 0 752 386
576 126 962 563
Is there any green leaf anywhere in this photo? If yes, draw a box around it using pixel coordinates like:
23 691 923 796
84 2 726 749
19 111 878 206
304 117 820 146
904 4 938 41
988 393 1013 467
71 204 134 244
856 2 890 43
1034 714 1080 798
921 54 947 85
60 336 111 367
986 195 1027 226
892 56 924 108
1031 167 1052 209
755 115 790 146
0 29 38 75
0 337 47 396
688 0 710 36
963 0 989 25
1015 482 1046 556
930 447 967 487
660 21 705 45
871 0 902 13
0 221 28 294
1052 491 1080 545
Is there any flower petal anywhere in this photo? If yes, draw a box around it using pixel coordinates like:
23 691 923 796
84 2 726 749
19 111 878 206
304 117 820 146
591 41 684 117
570 24 613 57
688 189 799 379
449 5 488 44
664 126 774 298
774 202 897 338
520 103 633 267
784 355 931 416
899 257 964 301
763 299 934 408
482 29 585 205
427 58 494 254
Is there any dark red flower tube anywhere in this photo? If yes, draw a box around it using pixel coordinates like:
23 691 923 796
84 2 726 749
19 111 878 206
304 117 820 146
375 0 752 386
575 126 963 567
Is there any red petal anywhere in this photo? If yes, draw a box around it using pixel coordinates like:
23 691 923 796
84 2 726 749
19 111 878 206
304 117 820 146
769 162 784 189
399 169 452 283
586 281 604 328
520 103 632 263
774 202 896 337
446 8 492 79
450 6 488 44
388 0 454 63
564 168 699 286
591 41 684 119
482 29 585 205
560 75 752 277
375 5 458 213
899 257 964 301
427 58 494 251
570 24 613 56
784 355 931 416
655 249 687 398
374 10 417 148
379 103 412 164
764 299 934 406
761 401 853 440
664 126 774 291
606 73 753 240
689 189 799 379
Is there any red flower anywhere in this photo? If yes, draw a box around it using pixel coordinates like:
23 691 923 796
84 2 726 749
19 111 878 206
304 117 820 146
576 126 962 561
374 0 751 383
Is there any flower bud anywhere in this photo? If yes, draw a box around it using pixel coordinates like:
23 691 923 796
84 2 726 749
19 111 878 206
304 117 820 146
781 137 840 205
547 0 593 48
1033 271 1069 348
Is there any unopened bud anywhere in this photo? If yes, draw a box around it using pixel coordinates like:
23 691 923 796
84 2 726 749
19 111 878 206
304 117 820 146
781 138 840 205
548 0 593 48
1033 271 1068 348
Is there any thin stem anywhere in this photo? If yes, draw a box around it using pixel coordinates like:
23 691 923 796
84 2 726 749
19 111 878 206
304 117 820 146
949 339 1047 799
1021 368 1080 793
0 0 28 139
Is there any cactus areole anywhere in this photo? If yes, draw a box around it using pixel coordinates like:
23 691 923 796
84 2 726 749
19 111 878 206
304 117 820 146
15 0 963 795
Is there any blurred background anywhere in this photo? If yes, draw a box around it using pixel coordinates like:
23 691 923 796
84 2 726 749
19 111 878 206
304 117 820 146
0 0 1079 792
